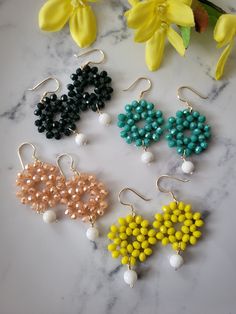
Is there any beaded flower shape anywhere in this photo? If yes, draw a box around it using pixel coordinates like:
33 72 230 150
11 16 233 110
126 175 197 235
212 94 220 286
153 201 204 252
118 100 164 148
166 109 211 157
16 160 64 213
107 214 157 266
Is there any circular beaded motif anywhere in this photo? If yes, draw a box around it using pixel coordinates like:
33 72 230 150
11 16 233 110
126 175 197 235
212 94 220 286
60 173 108 223
166 109 211 157
34 94 80 140
107 214 156 266
153 201 204 251
16 160 64 212
117 100 165 147
67 65 113 112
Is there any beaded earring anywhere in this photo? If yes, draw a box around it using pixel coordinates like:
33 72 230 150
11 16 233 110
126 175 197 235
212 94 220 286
56 153 108 241
166 86 211 174
117 77 165 164
67 49 113 146
16 143 64 223
153 175 205 269
107 188 156 288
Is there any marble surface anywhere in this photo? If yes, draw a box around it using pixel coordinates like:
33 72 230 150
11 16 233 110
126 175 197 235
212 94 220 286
0 0 236 313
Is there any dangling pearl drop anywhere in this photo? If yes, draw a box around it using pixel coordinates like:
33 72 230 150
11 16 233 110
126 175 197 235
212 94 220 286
141 151 154 164
86 226 99 241
124 269 138 288
98 113 112 126
181 160 195 174
169 253 184 270
75 133 88 146
42 209 57 223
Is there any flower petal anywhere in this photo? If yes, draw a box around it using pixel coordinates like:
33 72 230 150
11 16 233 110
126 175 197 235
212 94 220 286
166 0 195 27
214 14 236 47
134 17 160 42
145 29 166 71
128 0 139 6
125 0 156 29
167 26 185 56
39 0 72 32
215 41 234 80
69 5 97 48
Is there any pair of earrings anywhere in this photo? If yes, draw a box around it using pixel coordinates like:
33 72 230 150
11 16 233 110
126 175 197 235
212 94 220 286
107 175 205 288
118 78 211 174
29 49 113 143
15 143 108 240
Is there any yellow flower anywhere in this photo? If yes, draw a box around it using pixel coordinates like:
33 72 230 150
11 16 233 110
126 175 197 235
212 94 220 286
214 14 236 80
39 0 98 48
125 0 194 71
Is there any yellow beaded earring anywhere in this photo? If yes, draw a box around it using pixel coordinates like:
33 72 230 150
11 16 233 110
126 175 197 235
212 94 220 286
107 188 156 288
153 175 205 270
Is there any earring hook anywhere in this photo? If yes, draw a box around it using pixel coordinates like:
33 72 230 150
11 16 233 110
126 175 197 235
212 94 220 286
74 49 105 67
118 187 151 216
18 142 39 170
177 86 208 111
123 77 152 100
28 77 60 102
156 175 190 203
56 153 80 177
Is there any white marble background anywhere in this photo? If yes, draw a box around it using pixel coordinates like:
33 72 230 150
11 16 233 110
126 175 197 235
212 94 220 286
0 0 236 313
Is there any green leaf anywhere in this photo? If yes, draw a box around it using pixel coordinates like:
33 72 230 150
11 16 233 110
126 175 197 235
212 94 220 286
180 26 191 48
198 0 226 26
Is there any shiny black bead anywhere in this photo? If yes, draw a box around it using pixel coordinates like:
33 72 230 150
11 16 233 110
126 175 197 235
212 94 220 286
68 123 76 130
52 121 60 128
74 80 81 88
42 97 50 104
37 103 45 110
76 68 82 75
107 87 113 94
70 73 78 81
54 133 61 140
38 126 45 133
82 92 89 99
50 94 57 101
35 119 42 126
83 65 91 72
68 91 76 97
100 71 107 77
46 131 54 139
34 109 41 116
61 94 68 102
105 76 112 83
91 66 98 73
67 84 74 91
64 128 72 136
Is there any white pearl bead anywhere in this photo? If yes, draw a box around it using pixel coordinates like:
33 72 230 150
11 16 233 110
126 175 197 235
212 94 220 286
141 151 154 164
98 113 112 126
124 269 138 288
86 227 99 241
181 160 194 174
169 254 184 269
75 133 87 146
42 210 57 224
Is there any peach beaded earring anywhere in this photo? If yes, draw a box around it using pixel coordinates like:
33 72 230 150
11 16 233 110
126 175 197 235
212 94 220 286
16 142 65 223
56 153 109 241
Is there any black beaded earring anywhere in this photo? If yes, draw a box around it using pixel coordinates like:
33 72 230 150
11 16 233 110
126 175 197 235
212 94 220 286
66 49 114 146
28 77 80 140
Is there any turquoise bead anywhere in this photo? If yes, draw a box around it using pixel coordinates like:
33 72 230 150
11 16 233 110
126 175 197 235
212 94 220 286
168 140 176 147
131 125 138 132
135 139 142 147
195 146 202 154
176 140 183 146
204 131 211 138
156 110 163 118
139 129 146 137
204 125 211 132
124 125 131 132
170 128 177 136
153 134 160 141
141 112 148 119
193 128 201 136
152 122 158 129
125 105 132 112
127 119 134 126
183 120 189 128
146 117 153 124
126 113 133 119
186 115 194 122
198 134 205 142
136 106 143 113
131 100 139 107
148 110 156 118
191 135 198 142
183 137 190 145
145 132 152 139
118 114 126 121
126 136 132 144
198 115 206 123
166 134 172 140
157 117 164 124
176 125 184 132
201 141 208 149
147 102 154 110
183 109 190 116
145 125 152 132
168 117 176 124
197 122 204 129
144 138 151 147
117 121 125 128
120 131 127 138
133 113 141 121
177 132 184 139
132 132 140 140
190 122 197 130
156 127 163 135
188 142 196 150
192 111 200 118
176 118 184 125
177 147 184 155
176 110 184 118
140 100 147 108
185 148 192 157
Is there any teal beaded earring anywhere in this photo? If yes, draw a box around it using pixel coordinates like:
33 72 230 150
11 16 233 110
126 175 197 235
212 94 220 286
117 77 165 164
165 86 211 174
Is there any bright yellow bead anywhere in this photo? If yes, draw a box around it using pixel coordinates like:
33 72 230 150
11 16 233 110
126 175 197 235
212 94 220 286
153 220 161 229
140 227 148 235
139 252 146 262
156 232 164 240
185 212 193 219
172 242 179 251
110 225 118 233
193 212 201 220
178 214 185 222
175 231 183 240
132 228 140 236
167 227 175 235
169 201 177 210
155 213 163 221
121 256 129 265
160 225 167 233
118 217 126 225
162 205 170 213
163 213 171 221
184 204 192 212
190 236 197 245
190 224 197 232
119 225 126 233
184 219 193 227
171 214 178 223
193 230 202 238
141 240 149 249
144 248 152 256
112 250 120 258
135 215 142 224
180 242 186 251
132 249 140 257
178 201 185 210
108 243 117 251
148 229 156 237
195 219 204 227
169 235 176 243
129 222 137 229
120 248 128 256
120 233 127 240
126 214 134 223
121 240 128 248
148 237 157 245
141 220 149 227
130 256 136 265
133 241 141 249
126 227 133 236
164 220 172 228
107 232 116 240
182 234 190 243
137 234 145 242
181 226 190 234
114 238 121 245
162 237 169 246
127 244 134 253
173 209 181 216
